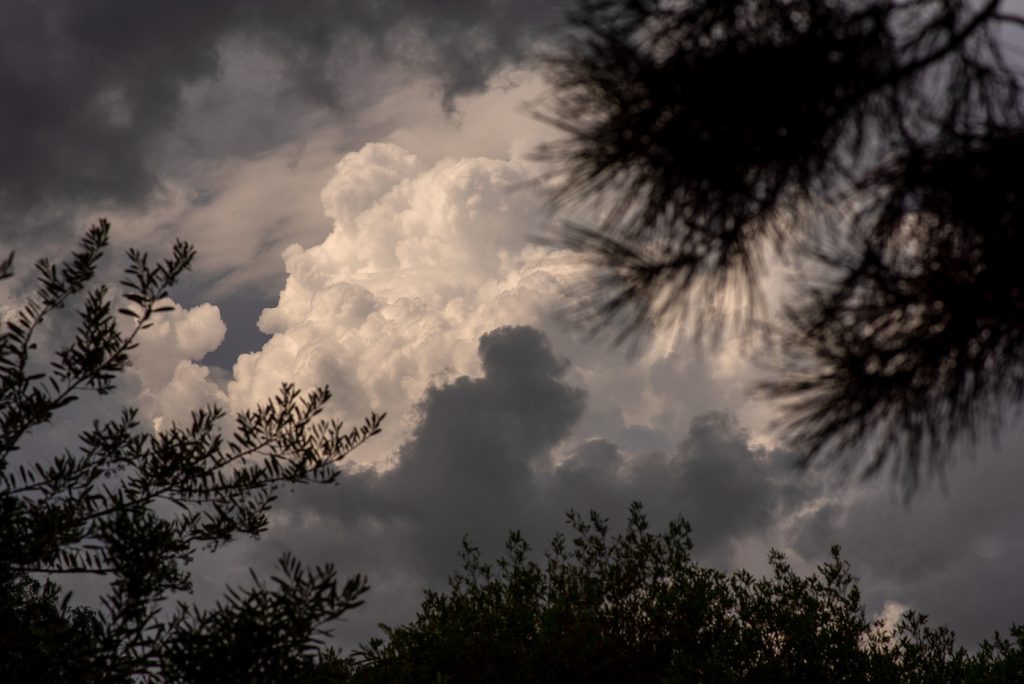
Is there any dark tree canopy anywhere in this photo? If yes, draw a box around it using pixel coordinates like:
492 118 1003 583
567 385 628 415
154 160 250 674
0 571 111 682
339 504 1024 683
0 222 383 681
537 0 1024 489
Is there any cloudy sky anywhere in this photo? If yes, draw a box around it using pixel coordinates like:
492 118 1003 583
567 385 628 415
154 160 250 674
3 0 1024 651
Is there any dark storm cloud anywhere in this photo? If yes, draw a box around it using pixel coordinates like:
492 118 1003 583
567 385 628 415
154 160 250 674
789 436 1024 647
0 0 559 225
249 325 815 646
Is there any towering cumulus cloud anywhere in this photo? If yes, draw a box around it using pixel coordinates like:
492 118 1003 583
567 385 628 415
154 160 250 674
228 143 583 462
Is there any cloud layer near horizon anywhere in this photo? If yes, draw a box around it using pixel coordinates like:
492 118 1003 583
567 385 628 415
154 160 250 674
241 322 1024 652
233 323 820 646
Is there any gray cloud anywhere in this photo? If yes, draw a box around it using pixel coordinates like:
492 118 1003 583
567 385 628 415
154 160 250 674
790 435 1024 647
0 0 560 226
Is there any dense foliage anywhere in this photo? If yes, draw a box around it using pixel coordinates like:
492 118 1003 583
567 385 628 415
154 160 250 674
343 503 1023 683
0 570 111 682
0 223 382 681
539 0 1024 488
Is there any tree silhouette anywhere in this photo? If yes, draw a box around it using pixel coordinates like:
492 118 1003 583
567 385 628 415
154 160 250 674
340 503 1024 682
0 221 383 681
537 0 1024 488
1 571 111 682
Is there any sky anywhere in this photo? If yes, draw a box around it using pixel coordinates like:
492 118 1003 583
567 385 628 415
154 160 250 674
3 0 1024 652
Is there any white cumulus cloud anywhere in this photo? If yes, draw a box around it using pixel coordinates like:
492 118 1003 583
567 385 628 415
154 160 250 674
227 142 589 463
129 301 228 430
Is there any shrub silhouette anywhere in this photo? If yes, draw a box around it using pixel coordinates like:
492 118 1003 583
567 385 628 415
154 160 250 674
343 503 1023 683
